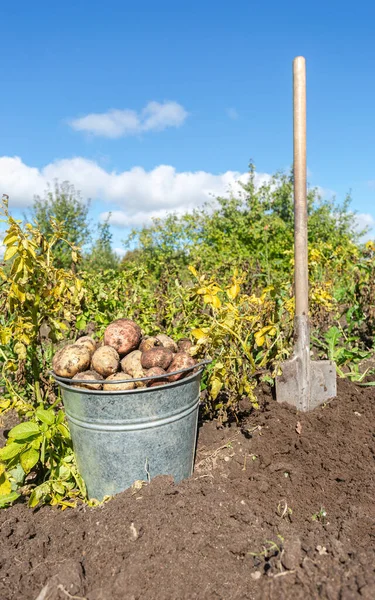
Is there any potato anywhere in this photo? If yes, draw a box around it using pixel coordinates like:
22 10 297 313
139 336 161 352
75 336 97 355
145 367 167 387
104 319 142 356
156 334 178 353
103 373 135 391
167 352 196 382
141 347 174 370
148 381 165 388
92 346 120 377
52 344 91 378
120 350 146 388
72 370 103 390
121 350 143 376
177 338 192 353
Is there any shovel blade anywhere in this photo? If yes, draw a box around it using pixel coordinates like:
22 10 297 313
276 358 336 412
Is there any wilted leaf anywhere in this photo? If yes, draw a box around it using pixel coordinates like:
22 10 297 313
20 447 39 474
210 376 223 400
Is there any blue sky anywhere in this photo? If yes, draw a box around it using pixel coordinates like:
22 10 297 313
1 0 374 251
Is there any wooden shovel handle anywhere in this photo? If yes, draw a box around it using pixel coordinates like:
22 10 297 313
293 56 308 317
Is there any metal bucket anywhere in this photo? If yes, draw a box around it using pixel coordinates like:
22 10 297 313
52 363 208 501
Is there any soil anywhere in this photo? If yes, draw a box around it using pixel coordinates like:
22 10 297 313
1 379 374 600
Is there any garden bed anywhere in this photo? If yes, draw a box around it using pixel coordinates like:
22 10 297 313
0 378 374 600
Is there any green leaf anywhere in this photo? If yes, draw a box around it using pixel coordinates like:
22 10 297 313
52 481 65 495
20 447 40 474
9 422 40 441
8 463 25 486
30 436 43 450
76 315 87 331
0 492 20 507
0 441 26 461
56 410 65 425
57 424 70 439
35 408 55 426
29 482 50 508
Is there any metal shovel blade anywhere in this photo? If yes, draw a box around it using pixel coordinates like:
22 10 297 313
276 315 337 411
276 358 337 412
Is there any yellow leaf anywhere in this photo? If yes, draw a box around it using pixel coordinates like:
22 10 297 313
3 245 18 261
14 342 27 360
0 473 11 496
211 295 221 309
227 283 240 300
2 233 18 245
210 377 223 400
191 328 208 340
188 265 198 278
254 325 276 346
203 293 212 304
11 283 26 303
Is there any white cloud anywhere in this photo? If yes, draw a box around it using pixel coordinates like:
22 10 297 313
114 247 126 257
355 212 375 240
69 101 188 138
0 155 271 226
227 108 238 120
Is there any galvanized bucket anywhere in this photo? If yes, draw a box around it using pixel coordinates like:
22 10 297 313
52 361 209 501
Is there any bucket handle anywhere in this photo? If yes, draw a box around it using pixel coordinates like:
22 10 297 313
49 359 212 385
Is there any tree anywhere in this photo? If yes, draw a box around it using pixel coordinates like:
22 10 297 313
84 214 119 272
27 180 91 269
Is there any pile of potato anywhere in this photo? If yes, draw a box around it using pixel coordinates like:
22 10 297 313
52 319 196 391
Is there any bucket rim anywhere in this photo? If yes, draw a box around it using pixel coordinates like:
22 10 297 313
49 359 211 396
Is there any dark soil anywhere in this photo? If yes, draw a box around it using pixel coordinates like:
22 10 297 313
1 379 374 600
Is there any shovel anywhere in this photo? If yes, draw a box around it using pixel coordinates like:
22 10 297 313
275 56 337 411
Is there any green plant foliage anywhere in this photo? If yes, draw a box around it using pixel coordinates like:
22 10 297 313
0 163 374 509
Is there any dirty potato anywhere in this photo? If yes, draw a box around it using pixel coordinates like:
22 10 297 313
139 336 161 352
141 347 174 370
103 373 135 391
156 334 178 353
177 338 193 353
167 352 196 382
104 319 142 356
145 366 167 387
52 344 91 378
91 346 120 378
72 370 103 390
120 350 146 387
75 336 97 355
